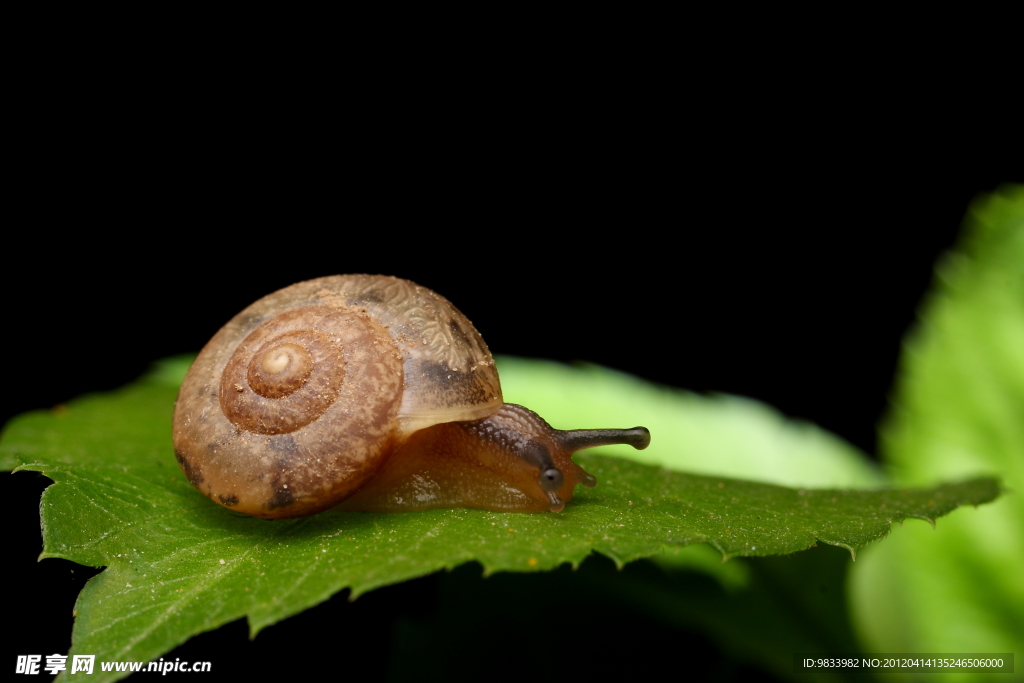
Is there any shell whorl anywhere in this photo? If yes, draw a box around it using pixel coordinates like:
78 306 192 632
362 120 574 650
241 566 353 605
220 307 348 434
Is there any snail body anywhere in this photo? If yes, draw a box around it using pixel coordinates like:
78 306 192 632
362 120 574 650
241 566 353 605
173 275 649 519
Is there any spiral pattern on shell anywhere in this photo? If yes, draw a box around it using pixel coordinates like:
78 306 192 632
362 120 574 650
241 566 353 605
220 307 349 434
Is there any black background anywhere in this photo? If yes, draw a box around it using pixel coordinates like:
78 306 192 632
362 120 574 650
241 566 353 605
2 129 1018 679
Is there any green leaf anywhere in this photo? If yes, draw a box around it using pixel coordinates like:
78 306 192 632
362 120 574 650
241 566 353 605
0 357 999 682
849 184 1024 664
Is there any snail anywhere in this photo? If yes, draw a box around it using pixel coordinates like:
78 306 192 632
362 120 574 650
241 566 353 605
172 275 650 519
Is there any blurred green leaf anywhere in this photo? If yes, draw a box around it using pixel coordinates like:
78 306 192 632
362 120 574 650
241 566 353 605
849 184 1024 673
0 358 998 682
499 356 883 488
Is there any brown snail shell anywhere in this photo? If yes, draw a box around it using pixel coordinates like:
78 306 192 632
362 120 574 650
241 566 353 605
173 275 649 518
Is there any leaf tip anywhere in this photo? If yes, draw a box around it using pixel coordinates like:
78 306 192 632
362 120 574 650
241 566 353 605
906 514 937 529
597 550 626 571
708 541 729 563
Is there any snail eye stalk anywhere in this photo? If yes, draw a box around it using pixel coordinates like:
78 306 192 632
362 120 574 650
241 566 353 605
557 427 651 452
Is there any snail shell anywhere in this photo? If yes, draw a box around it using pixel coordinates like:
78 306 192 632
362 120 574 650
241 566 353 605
173 275 649 518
